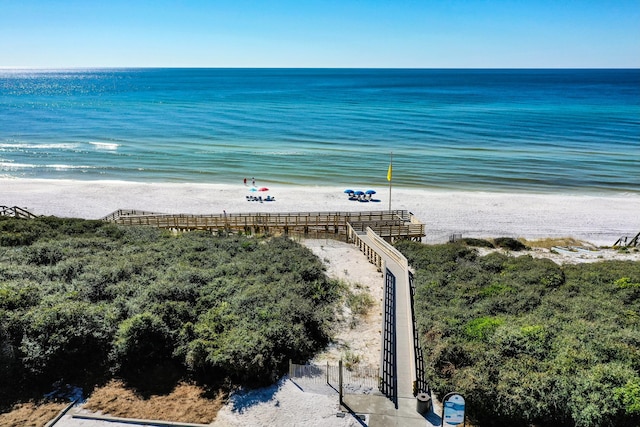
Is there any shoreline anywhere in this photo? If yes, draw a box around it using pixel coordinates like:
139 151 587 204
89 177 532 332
2 178 640 247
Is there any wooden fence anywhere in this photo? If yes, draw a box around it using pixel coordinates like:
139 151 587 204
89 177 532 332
288 360 380 394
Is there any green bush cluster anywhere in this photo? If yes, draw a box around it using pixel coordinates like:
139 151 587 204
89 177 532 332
460 238 495 248
493 237 528 251
0 216 341 408
396 240 640 427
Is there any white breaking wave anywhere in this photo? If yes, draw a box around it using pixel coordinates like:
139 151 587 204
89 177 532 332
0 143 79 150
46 164 96 170
0 162 95 170
0 162 36 169
89 141 120 150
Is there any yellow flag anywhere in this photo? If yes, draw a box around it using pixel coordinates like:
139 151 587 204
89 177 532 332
387 164 392 181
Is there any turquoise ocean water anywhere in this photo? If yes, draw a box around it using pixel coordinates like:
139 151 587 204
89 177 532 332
1 68 638 193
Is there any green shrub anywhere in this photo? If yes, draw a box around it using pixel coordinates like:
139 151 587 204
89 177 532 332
0 216 345 404
0 282 41 310
20 301 116 382
347 289 375 317
616 378 640 415
616 277 640 289
460 238 495 248
465 316 504 340
111 312 174 376
399 242 640 426
24 242 65 265
493 237 528 251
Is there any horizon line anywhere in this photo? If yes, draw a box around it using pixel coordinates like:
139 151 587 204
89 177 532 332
2 66 639 71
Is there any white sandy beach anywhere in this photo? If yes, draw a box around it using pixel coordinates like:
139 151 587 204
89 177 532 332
2 178 639 247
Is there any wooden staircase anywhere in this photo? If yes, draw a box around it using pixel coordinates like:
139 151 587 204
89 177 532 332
0 206 39 219
614 231 640 248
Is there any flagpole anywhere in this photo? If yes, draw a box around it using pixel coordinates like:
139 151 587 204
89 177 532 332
388 151 393 211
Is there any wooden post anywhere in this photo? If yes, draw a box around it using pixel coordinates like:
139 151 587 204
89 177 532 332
326 361 329 385
339 359 343 405
388 152 393 211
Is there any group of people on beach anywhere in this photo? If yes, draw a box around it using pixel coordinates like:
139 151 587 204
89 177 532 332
345 190 377 202
246 195 274 203
244 177 275 203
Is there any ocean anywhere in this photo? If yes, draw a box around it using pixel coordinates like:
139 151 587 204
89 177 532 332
1 68 638 193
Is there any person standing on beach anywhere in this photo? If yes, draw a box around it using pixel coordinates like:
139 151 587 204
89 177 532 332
244 178 247 186
252 177 255 187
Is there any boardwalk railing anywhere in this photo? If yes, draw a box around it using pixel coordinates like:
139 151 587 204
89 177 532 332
348 224 384 271
614 231 640 248
100 209 160 222
409 271 429 395
380 268 398 408
365 227 409 270
0 206 39 219
104 209 409 223
103 209 425 242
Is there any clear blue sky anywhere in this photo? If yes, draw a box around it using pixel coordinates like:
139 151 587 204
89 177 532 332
1 0 639 68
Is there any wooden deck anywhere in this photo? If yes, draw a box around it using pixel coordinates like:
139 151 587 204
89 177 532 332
102 209 425 242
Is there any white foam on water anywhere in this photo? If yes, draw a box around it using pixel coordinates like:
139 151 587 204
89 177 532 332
0 162 36 169
89 141 120 150
46 164 96 170
0 142 79 150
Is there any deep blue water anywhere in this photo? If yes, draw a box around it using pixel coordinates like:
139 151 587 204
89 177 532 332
0 68 638 193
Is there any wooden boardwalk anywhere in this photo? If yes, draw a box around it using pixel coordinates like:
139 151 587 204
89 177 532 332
344 229 434 426
102 209 425 243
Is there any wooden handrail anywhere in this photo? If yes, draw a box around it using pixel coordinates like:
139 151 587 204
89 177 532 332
366 227 409 269
0 206 39 219
103 209 409 221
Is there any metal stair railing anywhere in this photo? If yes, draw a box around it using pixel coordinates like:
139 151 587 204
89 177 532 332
409 271 428 395
379 268 398 408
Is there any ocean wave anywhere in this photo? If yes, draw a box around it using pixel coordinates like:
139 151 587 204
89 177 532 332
46 164 97 170
89 141 120 150
0 143 79 150
0 162 36 169
0 162 96 170
262 151 305 156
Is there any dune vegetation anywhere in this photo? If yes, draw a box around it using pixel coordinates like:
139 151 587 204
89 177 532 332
0 216 342 411
396 241 640 427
